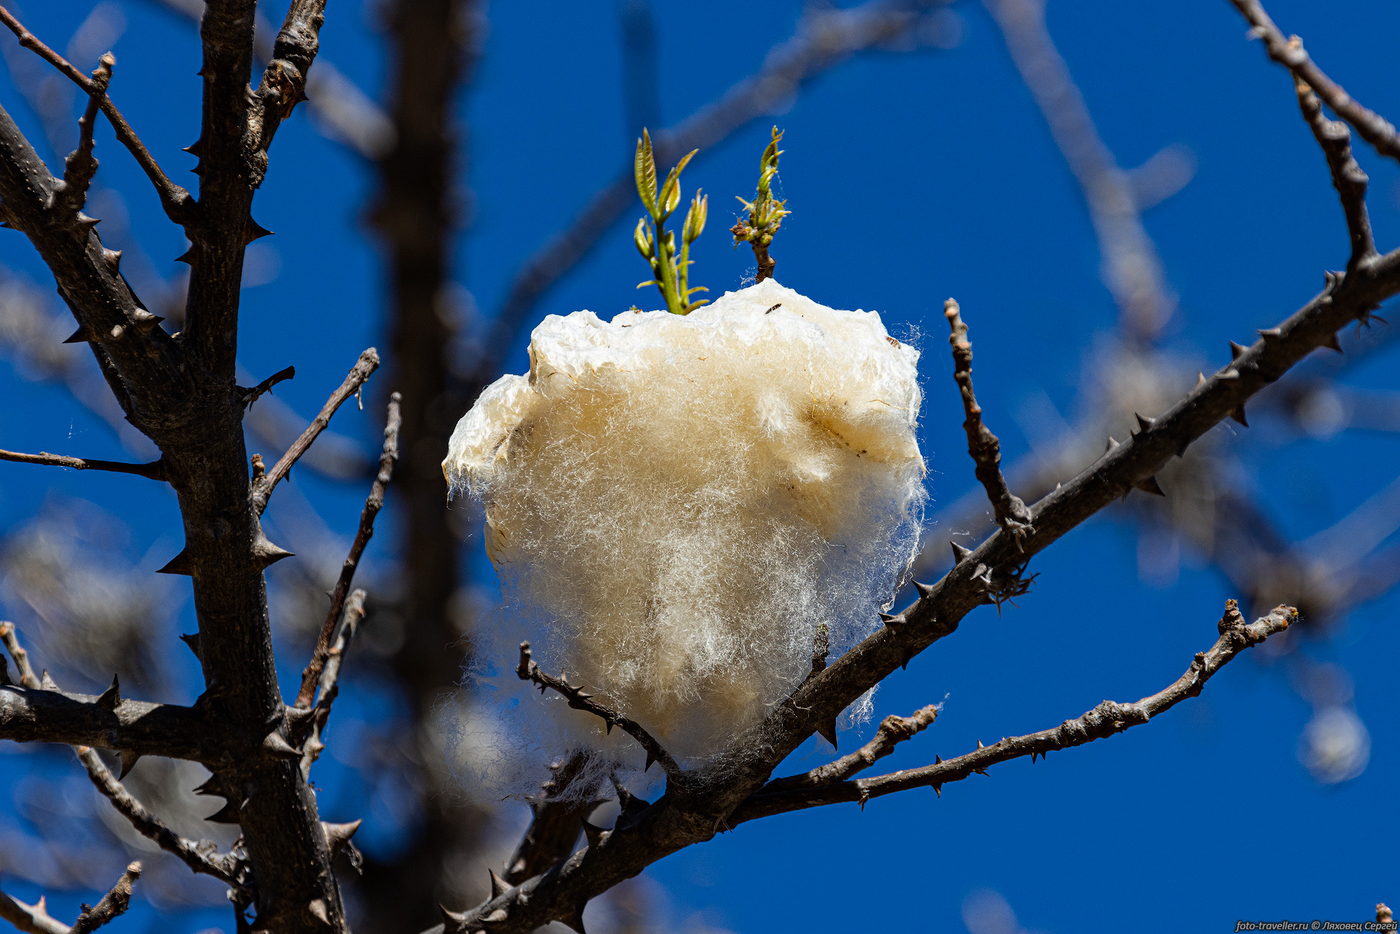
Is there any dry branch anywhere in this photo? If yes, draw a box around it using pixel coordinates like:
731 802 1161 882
946 298 1033 542
736 602 1295 819
1293 76 1377 270
0 448 166 481
69 861 142 934
295 392 399 706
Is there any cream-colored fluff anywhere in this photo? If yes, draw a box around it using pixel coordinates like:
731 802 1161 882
445 279 926 763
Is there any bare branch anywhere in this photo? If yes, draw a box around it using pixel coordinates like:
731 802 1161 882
0 6 194 224
1227 0 1400 165
295 394 399 706
0 888 68 934
516 642 681 779
299 589 366 777
246 0 328 186
252 347 380 514
69 861 142 934
0 447 166 481
1293 75 1377 270
946 298 1033 542
735 602 1295 820
240 364 296 409
53 53 113 219
766 705 940 791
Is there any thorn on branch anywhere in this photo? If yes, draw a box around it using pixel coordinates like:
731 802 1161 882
516 642 682 779
240 364 296 409
945 298 1034 544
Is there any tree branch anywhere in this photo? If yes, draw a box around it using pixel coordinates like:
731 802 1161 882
736 602 1295 820
946 297 1033 542
69 861 142 934
53 53 113 219
298 589 365 777
295 394 399 707
0 888 68 934
252 348 380 514
0 448 167 480
1227 0 1400 165
0 6 194 224
516 642 681 779
1293 75 1376 270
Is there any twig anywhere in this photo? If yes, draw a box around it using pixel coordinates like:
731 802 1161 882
252 347 380 514
0 888 68 934
516 642 682 779
295 393 399 707
0 622 239 883
240 364 296 409
983 0 1173 345
768 705 940 790
53 53 114 218
0 447 166 481
1293 74 1377 270
69 861 142 934
299 589 366 777
736 602 1295 819
245 0 330 186
0 6 193 223
946 298 1033 542
503 752 601 884
1227 0 1400 165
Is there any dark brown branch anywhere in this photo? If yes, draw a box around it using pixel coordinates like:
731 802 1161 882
240 364 296 409
516 642 681 779
69 861 142 934
0 447 167 481
1 621 239 882
295 394 399 706
502 752 600 885
252 347 380 514
299 589 366 776
0 888 67 934
0 682 223 762
1293 75 1377 270
245 0 328 187
736 602 1294 820
1227 0 1400 165
946 298 1033 542
983 0 1173 345
0 6 193 224
54 53 114 219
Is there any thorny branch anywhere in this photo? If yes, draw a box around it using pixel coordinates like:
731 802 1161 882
0 6 193 223
516 642 682 779
946 298 1033 543
295 393 400 707
1 622 239 884
736 602 1296 819
69 861 142 934
299 589 366 777
1228 0 1400 165
0 887 68 934
252 348 380 514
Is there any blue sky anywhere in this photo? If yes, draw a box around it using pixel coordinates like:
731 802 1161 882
0 1 1396 932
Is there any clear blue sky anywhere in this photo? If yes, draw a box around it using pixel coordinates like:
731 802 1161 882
0 1 1396 932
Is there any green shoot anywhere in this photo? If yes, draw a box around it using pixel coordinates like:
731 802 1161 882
731 126 790 282
633 129 709 315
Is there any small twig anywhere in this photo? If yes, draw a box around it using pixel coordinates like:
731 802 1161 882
0 447 166 481
0 6 194 224
1227 0 1400 165
240 364 296 409
0 622 238 884
770 705 940 789
738 602 1296 819
253 347 380 514
0 887 68 934
946 298 1033 543
53 53 114 218
69 861 142 934
1293 74 1377 270
516 642 682 779
299 589 366 776
503 752 601 884
295 392 399 707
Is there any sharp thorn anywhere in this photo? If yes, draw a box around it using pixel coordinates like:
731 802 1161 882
156 548 194 576
1229 405 1248 427
1133 475 1167 497
306 899 330 927
488 868 509 899
581 819 607 848
96 675 121 711
1133 413 1154 434
118 750 141 779
949 540 972 564
261 729 302 760
178 632 201 660
1229 340 1247 360
322 818 362 848
1104 435 1119 452
62 325 98 344
913 579 934 597
1322 332 1343 353
816 717 839 750
206 799 243 823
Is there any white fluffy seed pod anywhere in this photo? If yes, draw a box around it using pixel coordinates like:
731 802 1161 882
445 279 926 763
